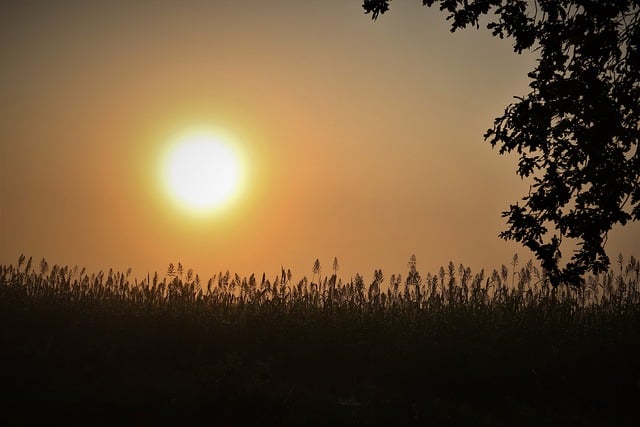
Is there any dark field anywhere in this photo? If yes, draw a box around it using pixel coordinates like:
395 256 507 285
1 256 639 426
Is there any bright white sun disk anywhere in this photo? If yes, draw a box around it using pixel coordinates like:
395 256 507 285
164 133 241 212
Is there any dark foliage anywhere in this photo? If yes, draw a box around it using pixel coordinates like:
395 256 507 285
363 0 640 286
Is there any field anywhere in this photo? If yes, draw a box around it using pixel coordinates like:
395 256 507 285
1 255 639 426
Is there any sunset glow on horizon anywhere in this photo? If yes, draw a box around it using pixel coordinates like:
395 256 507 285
1 0 638 281
3 2 639 423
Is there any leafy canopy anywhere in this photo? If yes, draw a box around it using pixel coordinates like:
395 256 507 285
363 0 640 286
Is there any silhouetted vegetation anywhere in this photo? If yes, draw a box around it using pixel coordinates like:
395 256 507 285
363 1 640 286
1 254 639 425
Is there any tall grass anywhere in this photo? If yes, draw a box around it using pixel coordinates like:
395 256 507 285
3 253 638 321
1 254 639 425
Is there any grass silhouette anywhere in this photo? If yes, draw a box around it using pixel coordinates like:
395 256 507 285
1 254 639 425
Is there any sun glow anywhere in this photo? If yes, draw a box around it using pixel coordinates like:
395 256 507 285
162 130 243 213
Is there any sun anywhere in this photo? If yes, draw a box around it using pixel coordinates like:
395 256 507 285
162 131 243 213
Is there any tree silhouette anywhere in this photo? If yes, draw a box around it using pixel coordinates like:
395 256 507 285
363 0 640 286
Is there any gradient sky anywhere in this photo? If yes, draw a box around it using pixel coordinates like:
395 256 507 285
2 0 638 281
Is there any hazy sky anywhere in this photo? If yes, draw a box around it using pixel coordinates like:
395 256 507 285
1 0 638 280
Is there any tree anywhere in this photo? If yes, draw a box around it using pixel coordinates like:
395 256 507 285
363 0 640 286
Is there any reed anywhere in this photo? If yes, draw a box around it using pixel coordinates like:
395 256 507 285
1 254 638 425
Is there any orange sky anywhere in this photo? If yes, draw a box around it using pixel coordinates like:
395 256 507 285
1 0 638 281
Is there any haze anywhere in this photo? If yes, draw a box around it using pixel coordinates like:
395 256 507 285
1 0 638 280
